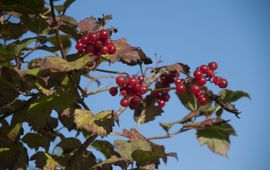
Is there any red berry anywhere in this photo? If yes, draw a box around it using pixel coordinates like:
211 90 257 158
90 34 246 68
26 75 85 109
104 41 113 47
120 98 129 107
88 33 98 43
137 76 144 83
108 45 116 55
197 77 206 86
208 61 218 70
120 89 127 96
132 83 141 93
130 95 142 108
162 94 170 102
198 97 208 105
157 100 166 107
195 90 204 98
213 76 221 85
194 70 203 79
85 61 94 67
190 85 200 95
81 35 89 45
76 42 84 52
139 86 147 95
95 41 103 50
100 46 109 55
205 69 214 78
174 71 180 77
200 65 209 73
109 87 118 96
116 76 127 87
86 45 94 54
174 79 181 85
128 77 138 87
218 78 228 88
99 29 109 42
176 83 185 94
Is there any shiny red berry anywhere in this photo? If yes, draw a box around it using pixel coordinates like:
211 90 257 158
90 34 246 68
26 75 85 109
100 46 109 55
120 98 129 107
128 77 138 87
109 87 118 96
116 76 127 87
157 100 166 107
120 89 127 96
194 70 203 79
99 29 109 42
208 61 218 70
108 45 116 55
218 78 228 88
86 45 94 54
88 33 98 43
176 83 185 94
213 76 221 85
190 85 200 95
197 77 206 86
104 41 113 47
139 86 147 95
205 69 214 78
76 42 84 52
200 65 209 73
137 76 144 83
81 35 89 45
198 97 208 105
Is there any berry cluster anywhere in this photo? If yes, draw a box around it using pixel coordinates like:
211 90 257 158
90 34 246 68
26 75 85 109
75 29 117 66
109 75 147 110
193 61 228 88
152 71 184 108
189 61 228 105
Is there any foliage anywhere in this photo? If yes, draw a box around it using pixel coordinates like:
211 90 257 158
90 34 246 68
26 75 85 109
0 0 250 169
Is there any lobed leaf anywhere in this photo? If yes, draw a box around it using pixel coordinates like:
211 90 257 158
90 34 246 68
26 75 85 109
196 123 236 156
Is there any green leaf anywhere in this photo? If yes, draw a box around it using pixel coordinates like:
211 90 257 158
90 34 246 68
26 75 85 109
48 34 71 54
92 140 120 159
219 90 251 103
93 155 128 169
196 123 236 156
21 15 48 34
74 109 114 137
0 143 28 169
114 140 151 161
31 152 60 170
57 138 81 153
7 123 23 142
30 55 91 72
0 0 45 14
176 89 212 112
134 95 164 126
22 133 50 151
27 96 54 130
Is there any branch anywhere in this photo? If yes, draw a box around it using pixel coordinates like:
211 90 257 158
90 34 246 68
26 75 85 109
66 135 98 168
49 0 66 59
146 127 190 140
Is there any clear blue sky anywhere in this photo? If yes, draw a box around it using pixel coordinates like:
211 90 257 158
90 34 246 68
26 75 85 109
64 0 270 169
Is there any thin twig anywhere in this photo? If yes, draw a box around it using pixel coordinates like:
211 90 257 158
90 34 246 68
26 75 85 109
49 0 66 59
147 127 190 140
95 68 129 76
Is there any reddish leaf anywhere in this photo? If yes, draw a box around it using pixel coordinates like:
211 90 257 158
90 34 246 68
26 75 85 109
108 38 152 65
153 63 190 75
78 17 100 33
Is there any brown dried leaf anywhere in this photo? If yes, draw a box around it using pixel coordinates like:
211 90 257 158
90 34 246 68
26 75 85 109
97 14 113 26
153 63 190 75
78 17 100 33
108 38 152 65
